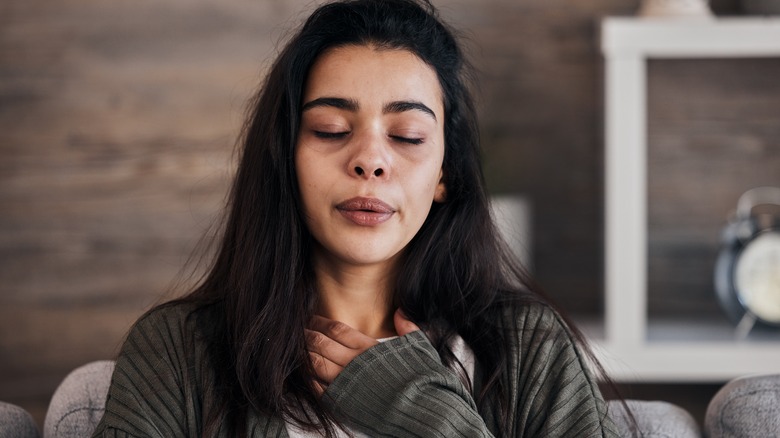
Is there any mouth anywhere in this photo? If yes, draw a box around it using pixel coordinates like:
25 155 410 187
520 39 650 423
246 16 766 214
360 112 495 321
336 197 395 226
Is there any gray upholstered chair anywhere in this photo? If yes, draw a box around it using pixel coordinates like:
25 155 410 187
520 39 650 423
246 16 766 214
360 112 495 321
705 374 780 438
0 401 40 438
610 399 700 437
44 361 114 438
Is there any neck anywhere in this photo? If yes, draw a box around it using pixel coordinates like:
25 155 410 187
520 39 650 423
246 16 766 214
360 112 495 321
312 255 398 339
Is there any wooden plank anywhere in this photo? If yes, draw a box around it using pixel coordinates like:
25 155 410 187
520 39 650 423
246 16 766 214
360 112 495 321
647 58 780 317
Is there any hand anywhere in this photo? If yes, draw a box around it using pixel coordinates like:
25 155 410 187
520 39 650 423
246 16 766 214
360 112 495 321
306 310 421 394
393 308 421 336
306 316 379 394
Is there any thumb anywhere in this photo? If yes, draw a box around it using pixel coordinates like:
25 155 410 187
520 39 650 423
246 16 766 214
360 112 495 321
394 308 421 337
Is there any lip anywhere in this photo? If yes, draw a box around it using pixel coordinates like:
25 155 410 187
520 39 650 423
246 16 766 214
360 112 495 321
336 197 395 226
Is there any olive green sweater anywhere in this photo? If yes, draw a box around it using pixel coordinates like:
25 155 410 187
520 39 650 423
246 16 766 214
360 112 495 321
92 302 618 437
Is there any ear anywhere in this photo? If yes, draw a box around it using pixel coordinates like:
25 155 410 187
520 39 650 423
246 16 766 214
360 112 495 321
433 171 446 203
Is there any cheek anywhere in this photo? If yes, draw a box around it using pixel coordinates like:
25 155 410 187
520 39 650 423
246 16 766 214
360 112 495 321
407 164 444 211
296 150 338 220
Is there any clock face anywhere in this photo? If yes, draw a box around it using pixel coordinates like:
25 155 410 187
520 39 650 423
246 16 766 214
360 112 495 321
734 231 780 324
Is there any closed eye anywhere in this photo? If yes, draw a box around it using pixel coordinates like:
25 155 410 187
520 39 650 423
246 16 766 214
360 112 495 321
390 135 424 145
314 131 350 140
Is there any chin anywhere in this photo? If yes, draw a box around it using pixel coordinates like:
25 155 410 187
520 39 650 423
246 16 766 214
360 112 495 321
341 253 396 266
336 247 402 268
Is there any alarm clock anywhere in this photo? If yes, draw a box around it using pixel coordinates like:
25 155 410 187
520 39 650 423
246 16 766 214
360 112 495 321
714 187 780 333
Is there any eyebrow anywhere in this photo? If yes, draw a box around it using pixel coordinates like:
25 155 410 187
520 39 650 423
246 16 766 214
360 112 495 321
301 97 437 121
302 97 358 112
384 100 437 121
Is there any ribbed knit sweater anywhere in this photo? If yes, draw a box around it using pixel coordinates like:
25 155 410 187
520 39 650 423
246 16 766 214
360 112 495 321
91 302 618 437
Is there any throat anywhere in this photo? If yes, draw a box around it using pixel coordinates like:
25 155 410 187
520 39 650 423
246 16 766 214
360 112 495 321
310 245 400 338
317 299 397 339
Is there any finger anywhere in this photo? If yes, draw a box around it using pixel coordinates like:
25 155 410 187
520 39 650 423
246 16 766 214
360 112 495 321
309 315 378 350
312 379 326 397
394 308 421 337
309 351 343 384
305 329 363 367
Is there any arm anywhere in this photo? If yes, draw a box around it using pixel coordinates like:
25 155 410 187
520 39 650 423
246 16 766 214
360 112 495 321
308 306 618 438
323 331 494 438
308 310 493 437
507 304 619 437
91 307 194 438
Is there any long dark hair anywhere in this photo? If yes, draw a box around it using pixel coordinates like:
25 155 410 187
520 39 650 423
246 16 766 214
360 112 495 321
166 0 614 436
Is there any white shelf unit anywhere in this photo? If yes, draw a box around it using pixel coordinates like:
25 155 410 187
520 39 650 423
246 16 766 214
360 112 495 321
598 17 780 382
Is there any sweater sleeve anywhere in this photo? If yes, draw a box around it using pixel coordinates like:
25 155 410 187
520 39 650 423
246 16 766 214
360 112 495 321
91 306 198 438
507 304 619 437
322 330 494 438
323 304 619 438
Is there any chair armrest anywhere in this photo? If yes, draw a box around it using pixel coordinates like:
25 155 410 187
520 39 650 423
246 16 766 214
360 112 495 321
44 361 115 438
608 399 701 437
705 373 780 438
0 401 40 438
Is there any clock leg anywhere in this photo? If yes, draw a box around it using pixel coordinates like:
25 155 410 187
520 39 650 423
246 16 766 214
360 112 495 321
735 312 757 340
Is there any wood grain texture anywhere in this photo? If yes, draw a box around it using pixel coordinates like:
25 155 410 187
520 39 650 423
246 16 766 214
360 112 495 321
647 58 780 318
0 0 305 425
0 0 767 428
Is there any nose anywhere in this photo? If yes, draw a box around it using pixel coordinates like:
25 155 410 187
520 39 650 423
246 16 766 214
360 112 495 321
348 133 389 179
354 166 383 177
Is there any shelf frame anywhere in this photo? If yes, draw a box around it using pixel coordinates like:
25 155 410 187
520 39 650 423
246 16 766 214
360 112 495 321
600 17 780 382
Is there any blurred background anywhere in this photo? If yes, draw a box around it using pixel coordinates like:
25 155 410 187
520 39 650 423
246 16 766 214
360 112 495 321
2 0 779 429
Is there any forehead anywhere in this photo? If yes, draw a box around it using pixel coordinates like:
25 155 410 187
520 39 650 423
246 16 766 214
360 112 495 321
303 45 444 115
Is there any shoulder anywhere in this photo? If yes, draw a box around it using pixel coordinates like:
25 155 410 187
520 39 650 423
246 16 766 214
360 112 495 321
500 300 573 341
126 301 200 345
498 300 590 376
96 302 210 437
135 301 195 326
496 301 618 435
117 300 211 372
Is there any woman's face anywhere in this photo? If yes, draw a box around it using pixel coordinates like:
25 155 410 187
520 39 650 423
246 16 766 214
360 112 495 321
296 45 446 272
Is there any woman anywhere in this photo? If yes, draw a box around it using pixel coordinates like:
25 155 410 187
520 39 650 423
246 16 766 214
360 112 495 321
92 0 620 436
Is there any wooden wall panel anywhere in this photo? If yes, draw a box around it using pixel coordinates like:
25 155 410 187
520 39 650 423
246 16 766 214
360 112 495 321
0 0 311 423
647 58 780 318
457 0 638 315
